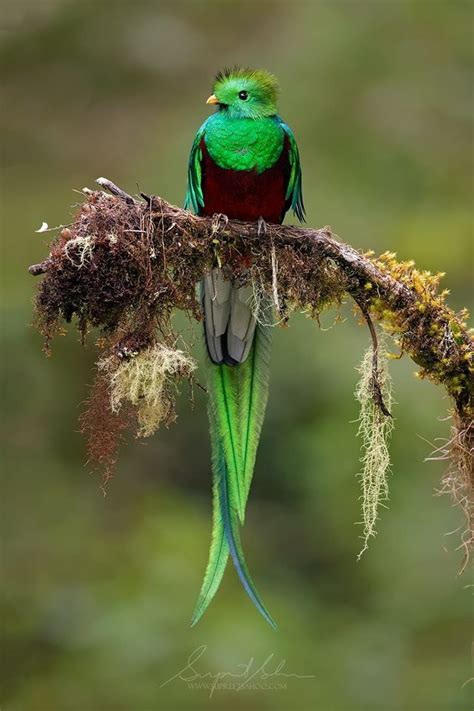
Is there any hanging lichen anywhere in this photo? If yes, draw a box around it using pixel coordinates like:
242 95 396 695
99 344 197 437
355 340 394 558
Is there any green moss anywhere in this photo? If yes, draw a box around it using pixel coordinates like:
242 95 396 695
366 251 473 414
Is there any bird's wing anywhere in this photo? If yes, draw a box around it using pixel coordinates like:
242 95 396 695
184 119 209 214
277 118 306 222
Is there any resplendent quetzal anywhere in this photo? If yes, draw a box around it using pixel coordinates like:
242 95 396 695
184 67 305 627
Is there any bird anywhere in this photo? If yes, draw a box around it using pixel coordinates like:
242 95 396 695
184 67 305 627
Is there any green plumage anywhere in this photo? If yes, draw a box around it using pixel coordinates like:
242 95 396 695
205 114 284 173
191 324 274 627
185 67 305 627
184 115 304 219
236 322 273 513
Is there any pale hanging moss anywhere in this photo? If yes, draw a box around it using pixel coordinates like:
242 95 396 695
355 340 394 558
99 344 197 437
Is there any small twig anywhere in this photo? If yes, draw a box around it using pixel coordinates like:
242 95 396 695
96 177 137 205
28 259 51 276
190 373 207 394
27 177 473 415
356 298 392 418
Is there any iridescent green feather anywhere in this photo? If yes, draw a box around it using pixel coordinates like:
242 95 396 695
278 118 306 221
190 432 229 626
208 360 245 518
184 120 208 213
236 322 272 513
191 424 276 628
191 326 274 627
184 115 305 222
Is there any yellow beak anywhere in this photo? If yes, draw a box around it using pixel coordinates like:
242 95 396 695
206 94 219 105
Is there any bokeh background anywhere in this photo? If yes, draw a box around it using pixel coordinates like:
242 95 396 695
1 1 472 709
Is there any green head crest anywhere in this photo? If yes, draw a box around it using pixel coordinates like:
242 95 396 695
207 67 280 118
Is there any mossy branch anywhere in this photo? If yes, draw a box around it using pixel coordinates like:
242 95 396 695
29 178 473 559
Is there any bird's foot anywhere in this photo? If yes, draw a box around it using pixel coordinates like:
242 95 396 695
257 216 267 238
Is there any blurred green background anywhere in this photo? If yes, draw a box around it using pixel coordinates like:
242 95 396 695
1 1 472 710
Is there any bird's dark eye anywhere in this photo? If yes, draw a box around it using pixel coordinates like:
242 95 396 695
238 90 249 101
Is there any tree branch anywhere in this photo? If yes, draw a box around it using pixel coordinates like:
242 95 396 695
29 258 51 276
95 177 138 204
28 178 473 556
29 180 472 399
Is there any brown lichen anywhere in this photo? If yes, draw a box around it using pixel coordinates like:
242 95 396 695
437 414 474 572
79 371 133 489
